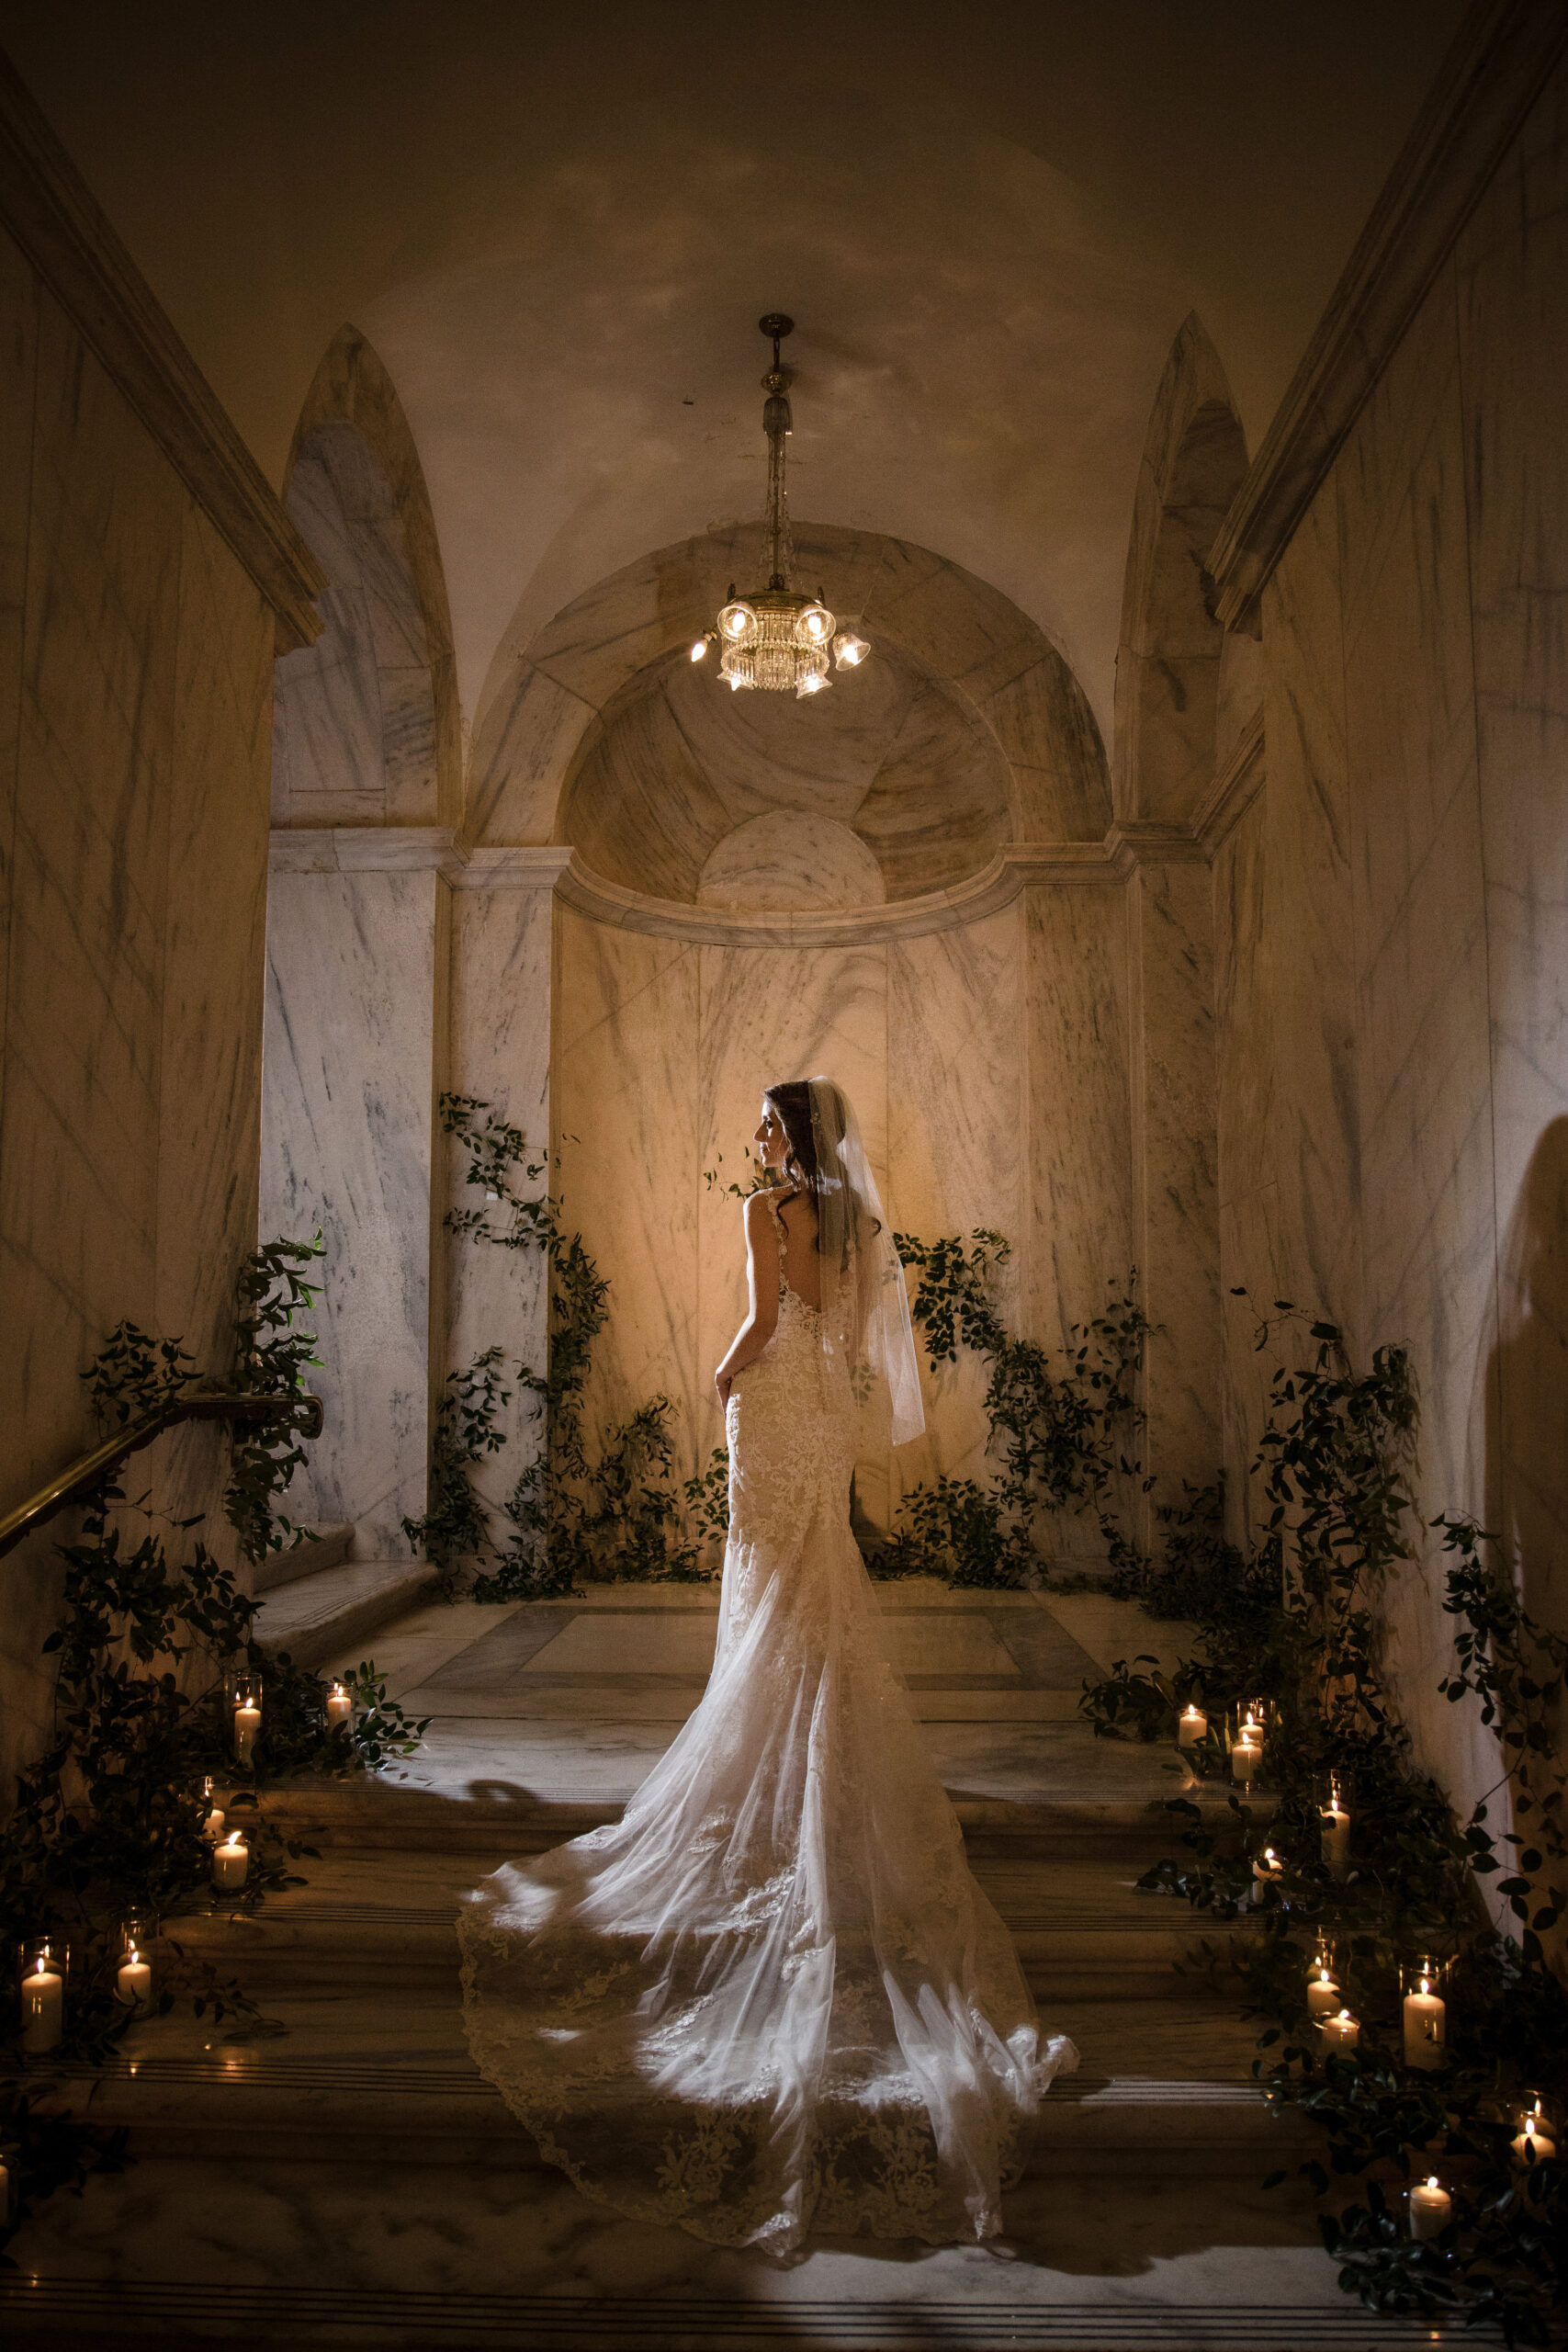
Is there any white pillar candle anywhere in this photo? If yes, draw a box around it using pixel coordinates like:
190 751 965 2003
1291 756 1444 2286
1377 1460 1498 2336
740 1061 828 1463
1230 1736 1260 1784
1408 2177 1451 2241
212 1837 249 1891
325 1684 353 1727
232 1703 262 1765
1511 2109 1556 2167
1320 2007 1360 2054
1320 1798 1351 1879
1402 1977 1447 2070
1178 1705 1207 1748
1306 1969 1341 2021
116 1950 152 2008
20 1962 64 2054
1251 1849 1282 1904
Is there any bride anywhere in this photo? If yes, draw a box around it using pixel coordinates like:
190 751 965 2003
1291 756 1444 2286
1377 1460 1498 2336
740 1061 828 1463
457 1076 1076 2254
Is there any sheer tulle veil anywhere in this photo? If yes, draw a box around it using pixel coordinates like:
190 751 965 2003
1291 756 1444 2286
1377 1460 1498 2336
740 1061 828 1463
798 1076 925 1448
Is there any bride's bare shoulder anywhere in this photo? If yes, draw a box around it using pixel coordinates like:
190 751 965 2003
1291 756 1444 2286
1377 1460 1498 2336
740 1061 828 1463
743 1189 780 1238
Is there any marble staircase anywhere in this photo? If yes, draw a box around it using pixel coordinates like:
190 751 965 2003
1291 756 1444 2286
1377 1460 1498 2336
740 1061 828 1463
250 1525 436 1673
3 1583 1468 2351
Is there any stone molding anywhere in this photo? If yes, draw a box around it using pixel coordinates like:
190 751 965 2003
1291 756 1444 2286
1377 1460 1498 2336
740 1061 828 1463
0 45 325 651
1208 0 1568 635
268 830 1135 939
1190 711 1266 855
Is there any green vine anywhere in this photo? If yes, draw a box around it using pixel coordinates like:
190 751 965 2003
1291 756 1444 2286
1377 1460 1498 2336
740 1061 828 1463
1077 1306 1567 2345
1 1240 426 2259
869 1231 1151 1587
406 1096 728 1600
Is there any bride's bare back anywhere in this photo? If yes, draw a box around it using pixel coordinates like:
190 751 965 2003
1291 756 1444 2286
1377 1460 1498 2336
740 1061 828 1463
769 1187 823 1311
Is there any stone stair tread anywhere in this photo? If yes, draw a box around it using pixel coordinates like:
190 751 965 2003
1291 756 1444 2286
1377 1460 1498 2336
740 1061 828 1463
252 1560 437 1672
253 1521 355 1595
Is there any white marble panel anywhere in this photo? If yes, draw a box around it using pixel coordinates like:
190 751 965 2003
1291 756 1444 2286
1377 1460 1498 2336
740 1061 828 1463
1129 859 1221 1520
554 909 703 1473
260 871 444 1553
444 887 555 1512
888 904 1026 1497
697 810 885 911
469 659 594 844
1258 492 1362 1342
1459 63 1568 1655
276 455 384 815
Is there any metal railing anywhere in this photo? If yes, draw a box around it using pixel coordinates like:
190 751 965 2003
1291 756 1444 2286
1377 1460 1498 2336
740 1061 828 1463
0 1391 324 1560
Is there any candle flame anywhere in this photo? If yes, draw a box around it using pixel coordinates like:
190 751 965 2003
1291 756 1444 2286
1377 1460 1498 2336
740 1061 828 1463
1425 2175 1438 2190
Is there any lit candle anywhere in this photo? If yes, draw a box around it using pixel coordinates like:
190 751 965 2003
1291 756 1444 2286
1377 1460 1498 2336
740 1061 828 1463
1231 1733 1260 1784
1178 1704 1207 1748
1306 1966 1341 2021
212 1835 249 1892
1402 1973 1447 2071
1408 2176 1451 2241
1252 1847 1282 1904
232 1699 262 1766
1320 1788 1351 1879
1320 2007 1360 2055
1511 2099 1556 2168
325 1682 353 1728
21 1959 64 2054
116 1947 153 2009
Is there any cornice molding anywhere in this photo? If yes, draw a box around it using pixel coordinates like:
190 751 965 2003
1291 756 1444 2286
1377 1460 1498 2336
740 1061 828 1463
1209 0 1568 635
1191 711 1266 855
1104 820 1209 871
269 826 469 877
0 47 325 652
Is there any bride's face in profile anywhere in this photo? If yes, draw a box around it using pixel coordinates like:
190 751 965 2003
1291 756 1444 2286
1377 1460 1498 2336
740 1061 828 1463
754 1100 789 1178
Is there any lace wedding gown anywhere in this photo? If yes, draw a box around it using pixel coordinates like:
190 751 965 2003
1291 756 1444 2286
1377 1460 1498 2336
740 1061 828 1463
457 1201 1077 2253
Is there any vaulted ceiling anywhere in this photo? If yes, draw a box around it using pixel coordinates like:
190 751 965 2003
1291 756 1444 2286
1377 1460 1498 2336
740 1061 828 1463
5 0 1467 740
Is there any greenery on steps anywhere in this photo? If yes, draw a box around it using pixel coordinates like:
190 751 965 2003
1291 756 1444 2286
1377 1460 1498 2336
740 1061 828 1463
0 1239 426 2261
1077 1308 1567 2346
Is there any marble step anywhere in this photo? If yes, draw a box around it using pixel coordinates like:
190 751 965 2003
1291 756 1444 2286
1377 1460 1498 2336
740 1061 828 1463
163 1852 1253 2003
1 2154 1459 2352
253 1772 1267 1861
253 1521 355 1597
252 1559 437 1672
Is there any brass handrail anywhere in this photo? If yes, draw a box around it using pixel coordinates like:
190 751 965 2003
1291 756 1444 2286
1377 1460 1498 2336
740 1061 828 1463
0 1391 325 1560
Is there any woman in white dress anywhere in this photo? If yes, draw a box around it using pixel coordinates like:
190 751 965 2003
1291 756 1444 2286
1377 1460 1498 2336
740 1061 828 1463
457 1077 1076 2254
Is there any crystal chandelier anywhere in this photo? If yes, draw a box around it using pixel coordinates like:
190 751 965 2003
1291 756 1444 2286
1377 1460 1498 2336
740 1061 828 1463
692 314 869 698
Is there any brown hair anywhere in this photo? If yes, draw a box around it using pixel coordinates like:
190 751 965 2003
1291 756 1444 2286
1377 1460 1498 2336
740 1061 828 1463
762 1081 820 1195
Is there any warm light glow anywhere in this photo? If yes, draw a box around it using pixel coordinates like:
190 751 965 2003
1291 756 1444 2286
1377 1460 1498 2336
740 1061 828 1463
796 671 829 696
1426 2175 1438 2190
832 630 869 669
690 639 707 662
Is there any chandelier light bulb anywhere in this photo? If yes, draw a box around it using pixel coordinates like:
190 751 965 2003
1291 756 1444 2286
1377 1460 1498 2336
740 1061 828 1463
832 630 869 669
690 638 708 662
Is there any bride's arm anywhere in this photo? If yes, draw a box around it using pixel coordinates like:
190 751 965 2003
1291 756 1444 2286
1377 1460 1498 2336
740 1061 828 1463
714 1193 781 1408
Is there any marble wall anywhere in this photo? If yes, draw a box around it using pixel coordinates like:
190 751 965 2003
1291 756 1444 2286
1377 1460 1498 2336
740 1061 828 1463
259 857 448 1555
0 228 280 1796
1212 53 1568 1821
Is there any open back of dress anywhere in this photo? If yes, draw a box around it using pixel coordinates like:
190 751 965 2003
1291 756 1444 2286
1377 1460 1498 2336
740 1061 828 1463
457 1203 1076 2252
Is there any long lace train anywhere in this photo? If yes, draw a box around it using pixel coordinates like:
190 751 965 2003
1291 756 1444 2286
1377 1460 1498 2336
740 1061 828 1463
457 1273 1077 2253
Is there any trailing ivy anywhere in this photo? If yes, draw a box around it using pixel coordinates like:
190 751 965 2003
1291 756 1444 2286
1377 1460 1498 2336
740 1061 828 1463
409 1095 731 1601
1078 1306 1568 2346
225 1234 326 1562
868 1230 1151 1587
1 1241 426 2260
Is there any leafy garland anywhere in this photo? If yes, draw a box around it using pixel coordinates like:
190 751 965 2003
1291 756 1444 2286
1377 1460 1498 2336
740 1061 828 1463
403 1096 728 1600
0 1238 427 2259
1076 1307 1567 2346
870 1230 1151 1587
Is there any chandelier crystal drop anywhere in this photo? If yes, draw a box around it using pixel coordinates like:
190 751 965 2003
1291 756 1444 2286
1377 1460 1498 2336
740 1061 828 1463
691 315 869 699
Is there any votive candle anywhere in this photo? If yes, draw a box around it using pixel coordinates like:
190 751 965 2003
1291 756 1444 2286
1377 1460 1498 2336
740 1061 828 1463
1178 1704 1207 1749
1251 1847 1282 1904
1402 1972 1447 2071
1231 1734 1260 1784
1511 2098 1556 2168
212 1835 249 1892
1306 1966 1341 2021
325 1682 353 1728
1321 2007 1360 2054
1320 1787 1351 1879
232 1700 262 1766
1408 2176 1451 2241
20 1959 64 2054
116 1947 152 2009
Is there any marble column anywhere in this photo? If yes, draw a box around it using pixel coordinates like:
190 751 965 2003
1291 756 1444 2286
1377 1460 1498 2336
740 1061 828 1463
260 832 451 1555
